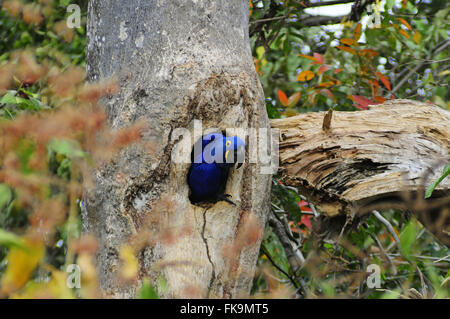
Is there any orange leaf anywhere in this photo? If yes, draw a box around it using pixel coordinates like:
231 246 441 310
334 68 343 74
376 72 391 91
298 54 317 62
317 64 331 75
373 96 387 103
350 95 374 110
337 45 356 55
367 79 379 88
396 18 412 30
297 70 315 81
313 52 324 64
354 23 362 41
413 31 421 44
359 49 379 57
340 38 357 46
398 28 410 39
316 81 334 88
402 0 408 8
288 92 301 107
278 89 289 107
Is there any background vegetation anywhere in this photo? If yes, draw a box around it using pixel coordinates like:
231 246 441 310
0 0 448 298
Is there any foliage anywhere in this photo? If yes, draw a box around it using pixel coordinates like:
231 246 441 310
251 0 449 115
0 0 143 298
425 163 450 198
250 0 449 298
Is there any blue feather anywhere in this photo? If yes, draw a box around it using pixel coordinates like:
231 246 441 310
188 133 246 204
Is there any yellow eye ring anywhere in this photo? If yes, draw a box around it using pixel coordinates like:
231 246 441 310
226 140 231 147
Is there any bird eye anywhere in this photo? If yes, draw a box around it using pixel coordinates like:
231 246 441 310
226 140 231 147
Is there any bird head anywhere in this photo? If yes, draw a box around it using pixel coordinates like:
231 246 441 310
222 136 246 168
196 133 246 168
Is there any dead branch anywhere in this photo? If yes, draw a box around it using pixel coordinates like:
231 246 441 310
271 99 450 245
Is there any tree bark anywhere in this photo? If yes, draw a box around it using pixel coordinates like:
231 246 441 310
84 0 271 298
271 100 450 245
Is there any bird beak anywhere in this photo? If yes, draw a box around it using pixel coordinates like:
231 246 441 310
235 145 245 169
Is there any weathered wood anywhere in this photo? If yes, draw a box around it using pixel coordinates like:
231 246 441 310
271 100 450 245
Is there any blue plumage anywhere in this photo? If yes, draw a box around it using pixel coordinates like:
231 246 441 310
188 133 246 205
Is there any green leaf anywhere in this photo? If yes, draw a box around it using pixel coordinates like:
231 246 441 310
256 46 265 60
0 91 18 105
425 163 450 198
0 229 26 250
399 220 418 260
19 88 38 99
48 139 87 159
0 184 12 208
138 279 159 299
385 0 395 11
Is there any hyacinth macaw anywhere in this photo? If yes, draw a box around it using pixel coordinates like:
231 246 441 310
188 132 246 205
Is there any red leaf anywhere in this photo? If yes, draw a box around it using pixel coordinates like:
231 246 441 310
334 68 343 74
301 215 312 229
375 72 391 91
313 52 324 65
298 200 313 212
278 90 289 107
317 64 331 75
350 95 374 110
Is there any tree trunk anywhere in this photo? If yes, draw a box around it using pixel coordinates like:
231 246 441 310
272 100 450 245
84 0 271 298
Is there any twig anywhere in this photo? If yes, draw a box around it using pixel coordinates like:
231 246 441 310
250 14 290 24
433 254 450 264
269 211 305 271
260 245 300 290
371 210 401 249
368 231 397 275
304 0 356 8
392 40 450 93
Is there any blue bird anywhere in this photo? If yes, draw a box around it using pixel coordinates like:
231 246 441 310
188 132 246 205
